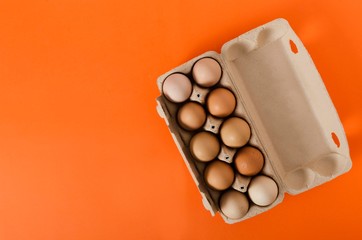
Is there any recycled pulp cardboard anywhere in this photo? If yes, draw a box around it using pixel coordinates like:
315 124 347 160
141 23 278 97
156 18 352 224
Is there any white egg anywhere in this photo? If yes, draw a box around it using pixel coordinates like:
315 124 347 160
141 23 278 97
219 190 249 220
248 175 278 206
162 73 192 103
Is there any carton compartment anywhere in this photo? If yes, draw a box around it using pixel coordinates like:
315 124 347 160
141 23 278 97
156 52 283 224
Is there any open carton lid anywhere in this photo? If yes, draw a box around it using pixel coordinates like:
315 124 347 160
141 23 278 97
220 18 352 195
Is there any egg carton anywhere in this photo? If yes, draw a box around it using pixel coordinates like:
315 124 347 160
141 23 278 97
155 18 352 224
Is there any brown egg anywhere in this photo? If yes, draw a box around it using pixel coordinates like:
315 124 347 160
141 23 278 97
206 88 236 118
234 146 264 176
204 160 234 191
220 117 251 148
219 190 249 219
190 132 220 162
177 102 206 131
192 58 222 87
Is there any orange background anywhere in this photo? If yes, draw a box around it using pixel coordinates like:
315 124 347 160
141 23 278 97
0 0 361 239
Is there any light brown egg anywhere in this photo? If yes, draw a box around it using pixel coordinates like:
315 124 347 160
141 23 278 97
219 190 249 219
190 132 220 162
234 146 264 176
220 117 251 148
204 160 234 191
206 88 236 118
192 58 222 87
162 73 192 103
177 102 206 131
248 175 278 206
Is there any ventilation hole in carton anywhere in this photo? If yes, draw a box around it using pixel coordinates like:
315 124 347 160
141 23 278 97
331 132 340 148
289 39 298 54
240 186 244 190
197 94 200 98
225 156 229 160
211 125 215 129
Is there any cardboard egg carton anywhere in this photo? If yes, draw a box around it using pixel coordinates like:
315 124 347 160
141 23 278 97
155 18 352 224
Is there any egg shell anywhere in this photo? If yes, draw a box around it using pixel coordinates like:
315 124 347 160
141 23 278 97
234 146 264 176
248 175 279 206
177 102 206 131
190 131 220 162
192 57 222 87
204 160 235 191
162 73 192 103
206 88 236 118
219 190 249 220
220 117 251 148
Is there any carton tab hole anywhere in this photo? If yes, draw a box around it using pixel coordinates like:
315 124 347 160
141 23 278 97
331 132 340 148
289 39 298 54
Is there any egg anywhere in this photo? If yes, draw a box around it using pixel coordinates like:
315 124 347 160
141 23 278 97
192 58 222 87
206 88 236 118
177 102 206 131
162 73 192 103
204 160 234 191
248 175 278 206
190 131 220 162
234 146 264 176
220 117 251 148
219 190 249 219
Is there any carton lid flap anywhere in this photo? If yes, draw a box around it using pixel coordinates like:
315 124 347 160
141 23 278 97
220 19 352 194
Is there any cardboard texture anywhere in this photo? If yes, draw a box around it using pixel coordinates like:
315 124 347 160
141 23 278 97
156 18 352 224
